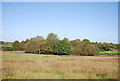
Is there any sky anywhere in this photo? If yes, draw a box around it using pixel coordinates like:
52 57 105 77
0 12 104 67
1 0 120 2
2 2 118 43
0 2 2 42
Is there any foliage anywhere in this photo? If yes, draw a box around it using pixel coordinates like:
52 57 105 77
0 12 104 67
46 33 59 54
53 40 71 55
2 47 13 51
71 46 82 55
12 41 20 51
63 38 69 42
80 44 100 56
70 39 81 47
5 33 118 56
0 41 4 44
82 39 90 44
100 43 110 51
25 41 36 53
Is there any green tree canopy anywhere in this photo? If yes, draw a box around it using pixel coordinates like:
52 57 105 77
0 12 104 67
46 33 59 54
53 40 71 55
82 39 90 44
12 40 20 51
70 39 81 47
63 38 69 42
100 43 110 51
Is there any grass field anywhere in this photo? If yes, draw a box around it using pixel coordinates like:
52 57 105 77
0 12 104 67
1 44 13 47
100 51 120 54
2 51 118 79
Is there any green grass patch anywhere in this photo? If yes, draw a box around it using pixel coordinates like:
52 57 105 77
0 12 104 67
2 44 13 47
96 74 107 79
100 51 120 54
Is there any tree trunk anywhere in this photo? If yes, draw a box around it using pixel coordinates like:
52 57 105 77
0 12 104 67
39 50 41 54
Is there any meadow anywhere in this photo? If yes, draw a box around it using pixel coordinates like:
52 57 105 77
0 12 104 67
2 51 118 79
1 43 13 47
100 51 120 54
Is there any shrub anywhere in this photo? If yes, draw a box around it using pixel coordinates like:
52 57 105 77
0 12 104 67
80 44 100 56
2 47 13 51
53 40 71 55
71 46 82 55
12 40 20 51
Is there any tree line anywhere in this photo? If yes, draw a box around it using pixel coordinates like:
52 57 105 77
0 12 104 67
1 33 118 56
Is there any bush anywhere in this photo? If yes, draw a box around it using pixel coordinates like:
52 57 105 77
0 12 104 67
71 46 82 55
2 47 13 51
12 40 20 51
80 44 100 56
53 40 71 55
24 41 36 53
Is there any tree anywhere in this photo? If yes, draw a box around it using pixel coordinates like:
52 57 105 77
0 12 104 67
63 38 69 42
46 33 58 41
70 39 82 55
35 41 49 54
23 39 33 51
31 36 45 42
24 36 47 54
12 40 20 51
19 41 25 51
100 43 110 51
46 33 59 54
0 41 4 44
81 44 100 56
25 41 36 53
70 39 81 47
53 40 71 55
16 33 101 56
71 46 82 55
82 39 90 44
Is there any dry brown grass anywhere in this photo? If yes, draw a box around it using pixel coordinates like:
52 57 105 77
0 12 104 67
2 51 118 79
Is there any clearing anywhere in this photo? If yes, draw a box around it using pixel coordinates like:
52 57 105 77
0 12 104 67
2 51 118 79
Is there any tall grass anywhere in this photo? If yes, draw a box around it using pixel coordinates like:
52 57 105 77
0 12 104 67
2 51 118 79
